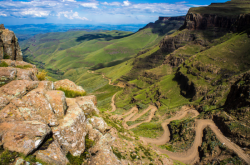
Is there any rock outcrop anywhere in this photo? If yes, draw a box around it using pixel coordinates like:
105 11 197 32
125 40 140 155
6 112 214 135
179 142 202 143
0 24 23 61
0 60 120 165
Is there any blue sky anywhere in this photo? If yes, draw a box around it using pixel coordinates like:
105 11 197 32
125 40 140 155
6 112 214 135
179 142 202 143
0 0 229 25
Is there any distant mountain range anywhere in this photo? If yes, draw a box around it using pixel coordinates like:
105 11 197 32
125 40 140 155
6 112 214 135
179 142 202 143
6 23 146 41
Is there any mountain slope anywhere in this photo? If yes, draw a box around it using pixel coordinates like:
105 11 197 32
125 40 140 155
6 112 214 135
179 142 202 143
20 1 250 163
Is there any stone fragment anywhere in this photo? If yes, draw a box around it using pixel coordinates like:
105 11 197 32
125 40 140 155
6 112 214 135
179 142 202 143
76 96 99 115
20 88 58 126
37 81 54 91
87 123 103 142
16 68 38 81
77 95 97 105
0 80 39 110
87 116 108 134
35 140 69 165
0 67 17 81
0 99 24 122
88 134 121 165
46 90 67 118
0 121 51 155
52 98 87 156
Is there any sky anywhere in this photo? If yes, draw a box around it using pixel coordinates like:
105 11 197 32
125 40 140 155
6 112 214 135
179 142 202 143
0 0 229 25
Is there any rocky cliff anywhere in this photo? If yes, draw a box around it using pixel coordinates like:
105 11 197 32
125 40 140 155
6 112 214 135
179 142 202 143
0 24 23 61
0 59 122 164
183 13 250 31
0 29 121 164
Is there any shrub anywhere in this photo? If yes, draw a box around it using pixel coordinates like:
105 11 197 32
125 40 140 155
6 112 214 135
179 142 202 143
58 87 86 98
0 61 8 67
15 65 33 69
3 53 10 59
36 70 48 81
0 149 18 164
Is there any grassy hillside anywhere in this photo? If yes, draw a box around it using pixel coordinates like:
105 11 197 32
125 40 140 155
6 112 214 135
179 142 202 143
189 0 250 17
20 5 250 163
21 18 184 93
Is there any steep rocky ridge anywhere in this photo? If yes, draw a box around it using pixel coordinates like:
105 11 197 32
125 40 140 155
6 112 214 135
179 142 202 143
0 24 23 61
0 27 123 165
0 59 123 164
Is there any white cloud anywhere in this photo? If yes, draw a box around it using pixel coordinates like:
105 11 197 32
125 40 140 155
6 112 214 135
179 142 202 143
102 2 121 6
80 2 99 9
0 0 200 23
57 10 88 20
19 9 50 17
123 0 131 6
62 0 76 2
0 13 7 17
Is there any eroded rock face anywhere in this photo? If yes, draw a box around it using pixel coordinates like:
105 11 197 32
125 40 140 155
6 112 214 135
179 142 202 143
0 60 121 164
160 31 196 53
183 13 250 32
0 121 51 155
0 25 23 61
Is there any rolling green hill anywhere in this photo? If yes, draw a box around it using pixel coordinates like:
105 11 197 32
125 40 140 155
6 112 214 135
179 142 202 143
21 17 184 91
19 1 250 163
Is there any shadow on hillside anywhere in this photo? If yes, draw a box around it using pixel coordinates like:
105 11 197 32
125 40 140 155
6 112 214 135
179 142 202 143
90 57 131 70
138 17 185 36
76 33 133 42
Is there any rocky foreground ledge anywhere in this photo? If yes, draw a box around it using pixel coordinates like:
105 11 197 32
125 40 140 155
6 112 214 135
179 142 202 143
0 59 121 165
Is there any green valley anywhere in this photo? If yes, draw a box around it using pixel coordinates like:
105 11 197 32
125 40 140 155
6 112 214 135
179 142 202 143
19 1 250 164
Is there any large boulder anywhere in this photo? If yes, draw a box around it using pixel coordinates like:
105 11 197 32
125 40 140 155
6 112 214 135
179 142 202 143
19 88 58 126
0 67 38 86
87 116 108 134
52 98 87 156
46 90 67 118
35 140 69 165
87 134 121 165
0 80 39 110
54 79 85 94
0 121 51 155
76 96 99 115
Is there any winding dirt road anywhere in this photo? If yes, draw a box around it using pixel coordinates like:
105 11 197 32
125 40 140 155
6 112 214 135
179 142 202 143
153 119 250 164
128 105 157 130
107 79 250 164
110 93 118 112
141 106 199 145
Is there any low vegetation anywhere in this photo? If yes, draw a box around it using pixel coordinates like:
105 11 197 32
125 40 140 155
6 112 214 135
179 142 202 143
0 61 8 67
36 70 48 81
15 65 33 69
58 87 86 98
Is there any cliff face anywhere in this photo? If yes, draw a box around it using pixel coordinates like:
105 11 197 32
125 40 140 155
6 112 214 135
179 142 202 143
0 26 121 165
159 16 186 21
0 24 23 61
0 59 121 165
183 13 250 31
